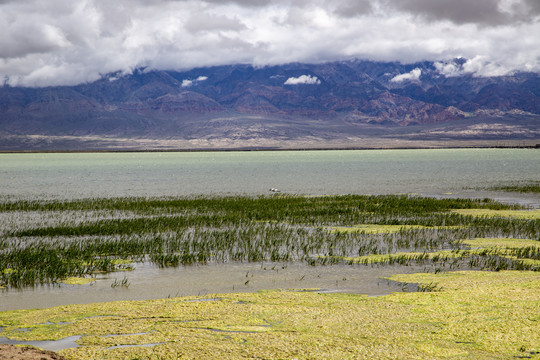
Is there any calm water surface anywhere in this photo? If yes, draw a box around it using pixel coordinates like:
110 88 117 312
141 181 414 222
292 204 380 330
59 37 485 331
1 149 539 204
1 149 538 310
0 262 423 311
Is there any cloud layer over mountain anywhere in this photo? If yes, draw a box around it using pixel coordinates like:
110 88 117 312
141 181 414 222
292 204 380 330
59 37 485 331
1 0 539 87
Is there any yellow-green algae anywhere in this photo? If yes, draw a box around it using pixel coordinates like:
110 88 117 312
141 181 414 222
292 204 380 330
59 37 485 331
325 224 461 234
329 237 540 266
462 237 540 248
61 277 96 285
463 238 540 266
336 250 464 264
452 209 540 219
325 224 427 234
0 271 538 359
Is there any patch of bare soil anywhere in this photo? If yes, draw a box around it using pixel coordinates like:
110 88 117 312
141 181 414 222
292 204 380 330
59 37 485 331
0 344 67 360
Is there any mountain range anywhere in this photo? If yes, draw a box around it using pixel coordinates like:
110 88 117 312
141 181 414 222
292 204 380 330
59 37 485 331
1 59 539 150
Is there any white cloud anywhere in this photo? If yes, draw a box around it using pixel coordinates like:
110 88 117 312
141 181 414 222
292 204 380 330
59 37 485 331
0 0 539 87
462 56 512 77
181 75 208 87
284 74 321 85
390 68 422 82
435 56 512 77
434 61 463 77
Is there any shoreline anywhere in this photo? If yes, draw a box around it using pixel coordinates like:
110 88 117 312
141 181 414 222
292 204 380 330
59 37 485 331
1 133 538 153
1 144 539 154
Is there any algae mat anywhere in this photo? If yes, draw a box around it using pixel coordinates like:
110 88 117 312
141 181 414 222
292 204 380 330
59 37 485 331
452 209 540 219
0 271 538 359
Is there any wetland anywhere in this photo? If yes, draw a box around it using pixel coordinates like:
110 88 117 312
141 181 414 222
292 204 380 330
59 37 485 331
0 149 539 359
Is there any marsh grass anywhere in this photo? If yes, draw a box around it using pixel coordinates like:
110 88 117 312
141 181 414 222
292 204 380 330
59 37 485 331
487 181 540 193
1 195 538 288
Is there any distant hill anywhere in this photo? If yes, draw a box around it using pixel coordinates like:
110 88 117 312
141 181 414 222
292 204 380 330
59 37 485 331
1 59 539 150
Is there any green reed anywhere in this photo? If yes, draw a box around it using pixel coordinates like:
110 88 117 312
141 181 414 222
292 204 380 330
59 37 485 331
0 195 538 288
487 181 540 193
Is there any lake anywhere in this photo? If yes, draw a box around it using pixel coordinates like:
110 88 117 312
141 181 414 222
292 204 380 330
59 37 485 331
1 148 539 205
1 148 539 310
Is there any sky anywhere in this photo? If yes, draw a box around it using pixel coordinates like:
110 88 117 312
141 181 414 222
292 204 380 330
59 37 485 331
1 0 540 87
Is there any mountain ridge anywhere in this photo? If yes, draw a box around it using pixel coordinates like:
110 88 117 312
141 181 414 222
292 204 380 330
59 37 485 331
1 59 539 150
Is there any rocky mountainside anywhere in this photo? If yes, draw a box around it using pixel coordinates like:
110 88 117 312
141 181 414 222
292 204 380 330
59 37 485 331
1 59 539 150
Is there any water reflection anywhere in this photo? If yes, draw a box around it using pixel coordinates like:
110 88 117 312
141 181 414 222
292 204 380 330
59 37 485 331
0 335 81 352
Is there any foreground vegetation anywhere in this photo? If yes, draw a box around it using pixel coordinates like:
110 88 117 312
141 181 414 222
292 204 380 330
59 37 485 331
1 193 539 359
0 271 538 359
1 194 539 288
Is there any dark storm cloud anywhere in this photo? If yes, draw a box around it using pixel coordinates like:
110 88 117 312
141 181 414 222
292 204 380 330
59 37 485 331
333 0 373 17
385 0 509 25
384 0 540 26
0 0 539 87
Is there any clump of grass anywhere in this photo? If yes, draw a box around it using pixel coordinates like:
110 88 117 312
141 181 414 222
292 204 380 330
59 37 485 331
487 182 540 193
111 276 130 288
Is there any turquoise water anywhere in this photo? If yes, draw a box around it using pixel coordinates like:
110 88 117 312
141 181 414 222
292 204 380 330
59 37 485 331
1 149 538 203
